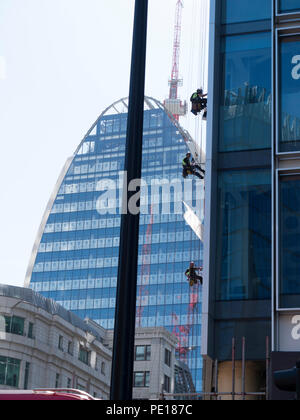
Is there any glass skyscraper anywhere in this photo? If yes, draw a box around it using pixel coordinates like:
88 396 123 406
203 0 300 400
25 97 204 392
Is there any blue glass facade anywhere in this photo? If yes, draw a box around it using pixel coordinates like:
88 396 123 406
27 99 203 392
278 0 300 13
279 34 300 152
217 170 272 301
220 32 272 152
221 0 271 24
203 0 300 399
202 0 273 374
279 175 300 308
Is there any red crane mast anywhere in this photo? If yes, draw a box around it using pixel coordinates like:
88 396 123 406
169 0 183 100
164 0 186 120
172 283 199 363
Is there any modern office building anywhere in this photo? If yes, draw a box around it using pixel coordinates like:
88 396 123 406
25 97 204 392
203 0 300 400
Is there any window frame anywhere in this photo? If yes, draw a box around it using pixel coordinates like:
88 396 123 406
276 27 300 156
219 31 272 152
164 348 172 367
134 345 151 362
163 374 171 393
276 167 300 310
0 356 21 388
78 346 90 366
276 0 300 17
133 371 150 388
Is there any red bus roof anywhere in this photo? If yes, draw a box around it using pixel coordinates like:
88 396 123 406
0 389 98 400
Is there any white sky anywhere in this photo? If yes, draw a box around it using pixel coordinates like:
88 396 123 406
0 0 209 287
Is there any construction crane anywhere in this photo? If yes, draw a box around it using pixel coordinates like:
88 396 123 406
164 0 187 120
172 283 200 363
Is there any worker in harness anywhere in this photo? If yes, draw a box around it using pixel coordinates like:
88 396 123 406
185 262 203 286
190 88 207 118
182 153 205 180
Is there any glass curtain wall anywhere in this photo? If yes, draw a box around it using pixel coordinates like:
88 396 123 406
216 170 272 301
221 0 271 23
279 174 300 308
29 105 203 392
278 0 300 13
276 3 300 310
278 34 300 152
219 32 272 152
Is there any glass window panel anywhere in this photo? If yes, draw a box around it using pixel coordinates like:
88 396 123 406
133 372 145 387
279 174 300 308
10 317 25 335
222 0 271 23
145 372 150 387
220 32 271 152
0 357 20 388
133 371 150 388
78 347 90 365
217 170 271 301
135 346 146 361
279 35 300 152
163 374 170 392
278 0 300 13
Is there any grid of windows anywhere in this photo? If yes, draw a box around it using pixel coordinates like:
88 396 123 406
28 104 203 392
275 5 300 314
204 0 300 371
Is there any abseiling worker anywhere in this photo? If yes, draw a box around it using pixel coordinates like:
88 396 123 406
185 262 203 286
190 88 207 117
182 153 204 180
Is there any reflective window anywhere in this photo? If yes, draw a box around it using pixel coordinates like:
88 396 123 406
135 345 151 361
133 371 150 388
220 32 272 152
222 0 271 23
279 174 300 308
164 348 172 367
278 35 300 152
217 170 271 301
0 357 21 388
0 316 25 336
164 374 171 392
28 106 203 393
278 0 300 13
78 346 90 366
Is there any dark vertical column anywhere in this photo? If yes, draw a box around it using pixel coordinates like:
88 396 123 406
296 361 300 401
110 0 148 401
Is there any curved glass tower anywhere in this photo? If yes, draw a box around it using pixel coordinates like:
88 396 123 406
25 97 204 391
